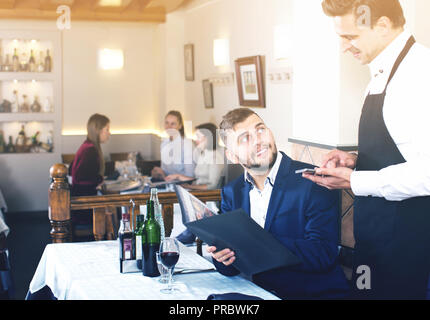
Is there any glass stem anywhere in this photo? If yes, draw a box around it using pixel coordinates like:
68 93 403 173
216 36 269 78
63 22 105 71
168 267 173 291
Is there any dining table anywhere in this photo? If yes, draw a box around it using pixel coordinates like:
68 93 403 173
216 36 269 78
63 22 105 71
27 240 280 300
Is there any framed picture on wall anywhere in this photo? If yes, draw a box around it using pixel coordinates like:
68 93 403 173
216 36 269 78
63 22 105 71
184 44 195 81
202 79 214 109
234 55 265 108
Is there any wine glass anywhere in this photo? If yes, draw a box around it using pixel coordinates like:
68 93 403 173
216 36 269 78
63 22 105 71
159 237 180 294
155 251 170 284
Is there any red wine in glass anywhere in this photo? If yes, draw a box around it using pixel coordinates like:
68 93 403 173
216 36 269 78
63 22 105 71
159 237 180 294
160 252 180 268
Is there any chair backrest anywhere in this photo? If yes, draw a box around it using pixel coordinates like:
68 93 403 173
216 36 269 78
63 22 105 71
224 163 244 185
136 160 161 176
110 153 129 162
61 154 75 165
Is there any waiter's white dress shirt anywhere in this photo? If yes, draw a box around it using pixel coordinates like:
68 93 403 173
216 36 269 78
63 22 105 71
350 30 430 201
246 151 282 228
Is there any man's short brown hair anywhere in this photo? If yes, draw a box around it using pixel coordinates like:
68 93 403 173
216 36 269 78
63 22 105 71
322 0 406 29
219 108 258 145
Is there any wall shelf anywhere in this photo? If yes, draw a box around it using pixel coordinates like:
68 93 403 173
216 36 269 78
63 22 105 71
0 29 62 211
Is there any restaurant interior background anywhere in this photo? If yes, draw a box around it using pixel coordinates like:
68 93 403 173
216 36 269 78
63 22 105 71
0 0 430 301
0 0 429 213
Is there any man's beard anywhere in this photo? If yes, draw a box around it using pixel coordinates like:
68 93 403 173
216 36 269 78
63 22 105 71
241 145 278 175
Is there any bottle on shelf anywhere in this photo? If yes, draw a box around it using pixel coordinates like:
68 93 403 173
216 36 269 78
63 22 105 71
6 136 15 153
16 124 26 146
20 94 30 113
20 51 28 72
150 188 165 241
3 54 11 72
0 130 5 153
0 48 3 72
11 90 19 113
44 49 52 72
118 207 135 273
37 51 45 73
12 48 19 72
0 99 11 113
28 50 36 72
31 95 42 113
46 130 53 152
42 96 52 113
31 131 40 145
142 198 161 277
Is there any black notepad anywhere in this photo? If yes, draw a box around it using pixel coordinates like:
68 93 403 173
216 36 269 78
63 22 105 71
185 209 302 276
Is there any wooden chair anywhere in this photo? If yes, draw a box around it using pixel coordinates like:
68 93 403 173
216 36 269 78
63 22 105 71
110 153 130 162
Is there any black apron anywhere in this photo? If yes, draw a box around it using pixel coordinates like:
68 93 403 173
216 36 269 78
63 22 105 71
353 36 430 299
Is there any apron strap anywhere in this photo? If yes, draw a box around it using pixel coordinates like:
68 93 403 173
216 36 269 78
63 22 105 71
384 36 416 92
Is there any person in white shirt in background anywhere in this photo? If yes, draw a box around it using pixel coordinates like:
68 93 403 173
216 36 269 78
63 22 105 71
165 122 224 191
151 110 195 181
166 123 224 245
304 0 430 299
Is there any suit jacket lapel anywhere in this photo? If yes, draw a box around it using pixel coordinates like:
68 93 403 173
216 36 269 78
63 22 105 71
264 152 291 230
238 179 251 216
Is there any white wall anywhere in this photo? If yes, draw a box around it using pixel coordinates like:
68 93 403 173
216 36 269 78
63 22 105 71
62 21 161 134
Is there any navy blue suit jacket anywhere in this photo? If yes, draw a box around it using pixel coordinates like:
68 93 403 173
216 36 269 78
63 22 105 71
214 152 351 299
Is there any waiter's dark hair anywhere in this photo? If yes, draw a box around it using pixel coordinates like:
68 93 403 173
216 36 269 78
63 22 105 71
322 0 406 29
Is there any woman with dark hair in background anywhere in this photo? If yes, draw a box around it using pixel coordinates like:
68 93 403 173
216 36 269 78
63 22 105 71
165 122 224 190
69 113 111 233
151 110 195 180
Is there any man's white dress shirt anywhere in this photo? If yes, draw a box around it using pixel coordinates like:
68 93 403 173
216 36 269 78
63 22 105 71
246 151 282 228
350 30 430 201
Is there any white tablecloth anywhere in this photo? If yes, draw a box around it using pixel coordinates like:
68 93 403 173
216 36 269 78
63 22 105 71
29 240 279 300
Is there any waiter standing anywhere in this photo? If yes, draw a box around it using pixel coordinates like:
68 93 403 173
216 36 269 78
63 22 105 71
304 0 430 299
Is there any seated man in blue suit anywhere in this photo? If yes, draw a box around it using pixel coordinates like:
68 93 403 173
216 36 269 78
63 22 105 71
207 108 350 299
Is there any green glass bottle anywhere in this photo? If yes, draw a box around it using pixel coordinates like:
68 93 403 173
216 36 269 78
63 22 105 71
6 136 15 153
142 199 160 277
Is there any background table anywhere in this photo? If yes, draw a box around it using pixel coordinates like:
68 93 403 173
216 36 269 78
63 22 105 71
28 240 280 300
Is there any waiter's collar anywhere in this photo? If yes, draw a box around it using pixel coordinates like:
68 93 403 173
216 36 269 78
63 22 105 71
368 30 412 78
244 151 283 188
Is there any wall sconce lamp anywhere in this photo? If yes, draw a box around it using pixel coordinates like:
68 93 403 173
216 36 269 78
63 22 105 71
213 38 230 67
98 48 124 70
273 25 292 61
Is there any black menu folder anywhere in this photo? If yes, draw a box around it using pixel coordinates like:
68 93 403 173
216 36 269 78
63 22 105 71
185 209 302 276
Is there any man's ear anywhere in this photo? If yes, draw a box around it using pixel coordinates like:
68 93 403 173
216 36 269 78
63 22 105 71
375 16 393 36
225 149 239 164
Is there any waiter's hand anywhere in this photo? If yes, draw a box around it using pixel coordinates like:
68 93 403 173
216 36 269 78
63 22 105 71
207 246 236 266
321 149 357 169
303 167 353 190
